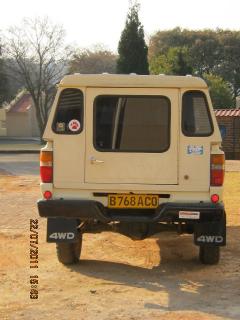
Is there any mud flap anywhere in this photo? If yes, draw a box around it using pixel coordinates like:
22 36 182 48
194 215 226 246
47 218 79 243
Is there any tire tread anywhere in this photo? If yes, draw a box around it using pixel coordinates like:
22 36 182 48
56 237 82 265
199 245 220 265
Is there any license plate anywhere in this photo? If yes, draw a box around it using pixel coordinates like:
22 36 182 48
108 194 159 209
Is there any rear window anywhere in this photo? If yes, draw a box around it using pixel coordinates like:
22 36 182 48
52 88 83 134
94 95 170 152
182 91 213 136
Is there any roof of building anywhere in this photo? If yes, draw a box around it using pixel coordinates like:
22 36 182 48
7 93 32 113
59 74 207 89
215 109 240 117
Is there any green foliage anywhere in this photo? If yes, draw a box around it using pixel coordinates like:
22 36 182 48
149 54 172 75
149 28 240 98
150 46 192 75
117 2 149 74
149 28 221 71
173 48 193 75
69 45 117 74
149 27 193 58
203 73 234 108
217 30 240 98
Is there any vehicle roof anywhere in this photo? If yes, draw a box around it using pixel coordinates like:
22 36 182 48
59 74 207 89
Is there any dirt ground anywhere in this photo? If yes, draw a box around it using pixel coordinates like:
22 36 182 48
0 165 240 320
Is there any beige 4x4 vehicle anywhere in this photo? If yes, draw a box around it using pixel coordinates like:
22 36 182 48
38 74 226 265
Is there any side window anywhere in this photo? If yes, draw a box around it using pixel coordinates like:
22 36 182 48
94 95 170 153
182 91 213 136
219 125 227 139
52 88 83 134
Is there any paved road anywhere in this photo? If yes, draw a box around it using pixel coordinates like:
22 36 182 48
0 138 40 145
0 154 39 175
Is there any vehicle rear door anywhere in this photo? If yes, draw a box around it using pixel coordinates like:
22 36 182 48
85 87 179 185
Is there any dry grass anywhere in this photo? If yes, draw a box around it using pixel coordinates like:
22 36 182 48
0 173 239 320
223 172 240 226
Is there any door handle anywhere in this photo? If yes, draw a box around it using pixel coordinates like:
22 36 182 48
90 156 104 164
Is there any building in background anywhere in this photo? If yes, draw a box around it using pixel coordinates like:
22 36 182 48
0 91 40 137
215 109 240 160
0 108 6 136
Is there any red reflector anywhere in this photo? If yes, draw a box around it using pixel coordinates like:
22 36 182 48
211 194 219 203
211 170 224 186
40 166 53 183
44 191 52 200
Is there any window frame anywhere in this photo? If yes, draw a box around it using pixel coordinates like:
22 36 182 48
93 94 171 153
181 90 214 137
52 88 84 135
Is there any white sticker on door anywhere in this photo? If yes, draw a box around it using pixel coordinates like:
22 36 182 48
187 145 203 155
68 119 81 132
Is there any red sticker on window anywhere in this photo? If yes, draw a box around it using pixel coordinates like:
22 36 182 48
68 119 81 132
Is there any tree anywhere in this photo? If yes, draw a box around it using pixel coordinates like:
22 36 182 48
173 48 193 75
149 28 240 98
149 27 192 59
149 28 221 75
3 17 69 136
117 2 149 74
189 32 221 76
69 45 117 74
0 39 9 105
149 47 192 75
149 54 172 75
217 30 240 99
203 73 234 108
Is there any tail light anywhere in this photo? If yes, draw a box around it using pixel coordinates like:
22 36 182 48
40 151 53 183
210 154 225 186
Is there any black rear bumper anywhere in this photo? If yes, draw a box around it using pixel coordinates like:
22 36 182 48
37 199 225 224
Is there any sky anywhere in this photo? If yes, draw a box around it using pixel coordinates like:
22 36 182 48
1 0 240 52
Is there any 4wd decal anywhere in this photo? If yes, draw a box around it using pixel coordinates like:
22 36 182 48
47 218 78 243
49 232 75 240
196 235 224 244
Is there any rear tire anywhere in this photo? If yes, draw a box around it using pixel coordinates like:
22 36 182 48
199 245 220 265
56 236 82 265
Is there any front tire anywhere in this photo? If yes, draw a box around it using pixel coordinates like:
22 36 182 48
199 245 220 265
56 236 82 265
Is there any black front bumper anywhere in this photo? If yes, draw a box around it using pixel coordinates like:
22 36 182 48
37 199 225 224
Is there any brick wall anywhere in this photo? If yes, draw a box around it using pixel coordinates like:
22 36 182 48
216 116 240 159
